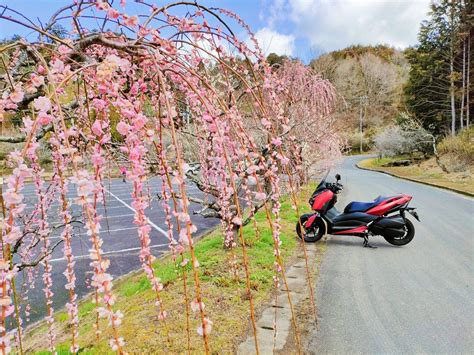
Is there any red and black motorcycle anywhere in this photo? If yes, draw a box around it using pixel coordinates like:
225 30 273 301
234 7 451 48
296 173 420 248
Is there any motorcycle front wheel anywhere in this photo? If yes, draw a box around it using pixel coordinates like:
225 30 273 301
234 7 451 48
383 218 415 246
296 217 325 243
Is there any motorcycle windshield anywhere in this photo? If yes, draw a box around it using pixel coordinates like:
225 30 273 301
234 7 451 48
316 170 330 190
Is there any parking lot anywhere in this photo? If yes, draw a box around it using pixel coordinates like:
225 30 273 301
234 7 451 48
19 177 219 324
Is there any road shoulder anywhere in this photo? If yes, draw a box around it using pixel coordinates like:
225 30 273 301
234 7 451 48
357 158 474 197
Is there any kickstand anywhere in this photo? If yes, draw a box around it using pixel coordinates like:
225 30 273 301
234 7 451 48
363 234 377 249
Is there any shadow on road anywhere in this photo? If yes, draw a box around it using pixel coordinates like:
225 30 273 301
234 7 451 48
325 237 399 248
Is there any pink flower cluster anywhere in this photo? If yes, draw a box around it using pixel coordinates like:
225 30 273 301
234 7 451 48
0 260 15 354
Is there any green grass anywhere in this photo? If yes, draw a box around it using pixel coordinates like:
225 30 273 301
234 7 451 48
24 183 317 354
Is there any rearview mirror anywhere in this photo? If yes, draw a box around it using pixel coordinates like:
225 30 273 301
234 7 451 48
335 174 341 182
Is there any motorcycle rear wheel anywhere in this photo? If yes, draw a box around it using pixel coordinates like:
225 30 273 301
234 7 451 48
296 217 325 243
383 218 415 246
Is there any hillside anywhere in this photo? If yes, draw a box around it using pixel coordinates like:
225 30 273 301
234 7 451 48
309 45 410 151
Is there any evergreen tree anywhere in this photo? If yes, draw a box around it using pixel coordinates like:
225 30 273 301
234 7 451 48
404 0 469 136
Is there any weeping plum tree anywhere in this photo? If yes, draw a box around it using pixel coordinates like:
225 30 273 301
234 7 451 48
0 1 340 353
166 59 341 244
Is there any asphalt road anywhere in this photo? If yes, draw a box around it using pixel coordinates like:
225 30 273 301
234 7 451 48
17 177 219 325
309 155 474 354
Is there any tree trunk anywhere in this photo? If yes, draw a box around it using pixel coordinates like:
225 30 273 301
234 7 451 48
467 34 471 128
450 56 456 136
460 38 466 129
450 0 456 136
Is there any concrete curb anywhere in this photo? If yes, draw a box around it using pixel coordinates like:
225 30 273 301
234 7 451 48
238 243 318 354
356 160 474 198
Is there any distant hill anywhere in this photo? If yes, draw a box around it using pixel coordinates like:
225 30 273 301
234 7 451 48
327 44 398 62
309 45 410 151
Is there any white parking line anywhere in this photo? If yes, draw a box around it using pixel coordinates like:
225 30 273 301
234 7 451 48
49 243 169 262
50 226 138 240
38 196 140 209
25 204 138 213
103 213 135 219
104 188 168 238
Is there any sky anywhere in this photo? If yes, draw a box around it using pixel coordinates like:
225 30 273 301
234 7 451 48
0 0 432 62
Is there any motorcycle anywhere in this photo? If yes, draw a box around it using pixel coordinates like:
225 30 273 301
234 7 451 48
296 173 420 248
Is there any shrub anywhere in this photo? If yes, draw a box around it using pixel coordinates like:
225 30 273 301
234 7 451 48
374 126 406 157
374 120 435 158
438 126 474 164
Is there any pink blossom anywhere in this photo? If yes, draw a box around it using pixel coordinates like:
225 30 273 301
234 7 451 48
138 27 150 37
116 121 129 135
75 178 94 198
177 212 190 223
180 258 189 267
38 112 53 126
261 118 271 127
31 74 45 87
33 96 51 112
91 151 105 166
271 137 282 147
92 120 104 136
50 59 65 73
109 337 125 351
123 15 139 27
9 88 24 103
108 8 120 19
179 228 190 245
197 318 213 336
158 311 167 320
4 226 22 243
96 1 110 11
132 114 147 131
232 216 242 225
190 299 205 312
246 165 259 174
0 297 12 306
202 114 213 122
208 123 217 133
254 192 267 201
58 44 72 54
92 98 107 111
37 65 46 74
4 191 23 207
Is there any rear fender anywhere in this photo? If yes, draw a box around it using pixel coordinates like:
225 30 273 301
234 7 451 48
401 207 420 221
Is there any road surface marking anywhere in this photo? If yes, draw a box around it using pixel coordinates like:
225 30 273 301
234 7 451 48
49 243 169 262
104 187 168 238
103 213 135 219
49 226 139 240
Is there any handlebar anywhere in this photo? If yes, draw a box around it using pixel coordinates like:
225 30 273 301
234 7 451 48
327 182 343 193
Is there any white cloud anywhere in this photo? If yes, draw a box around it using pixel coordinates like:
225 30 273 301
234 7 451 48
269 0 431 52
262 0 286 28
251 27 296 56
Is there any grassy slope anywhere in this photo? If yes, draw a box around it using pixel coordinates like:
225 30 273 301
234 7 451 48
25 184 318 354
358 157 474 195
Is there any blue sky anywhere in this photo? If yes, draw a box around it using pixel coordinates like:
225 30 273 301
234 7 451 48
0 0 432 62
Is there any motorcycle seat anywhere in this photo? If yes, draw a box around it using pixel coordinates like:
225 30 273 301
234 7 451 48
344 196 388 213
